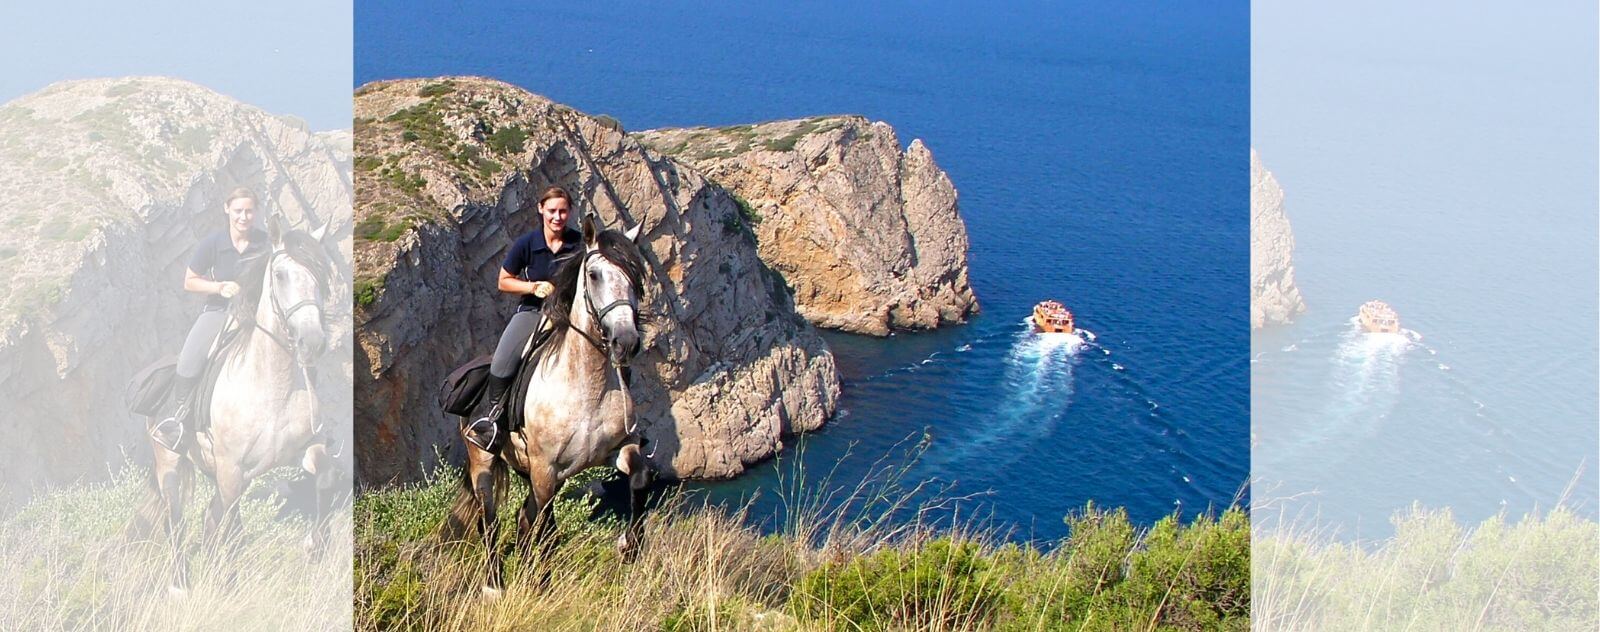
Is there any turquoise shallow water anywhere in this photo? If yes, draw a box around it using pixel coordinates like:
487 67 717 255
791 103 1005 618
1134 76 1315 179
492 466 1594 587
359 0 1251 543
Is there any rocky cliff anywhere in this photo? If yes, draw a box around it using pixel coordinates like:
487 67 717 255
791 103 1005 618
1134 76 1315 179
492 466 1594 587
636 117 978 336
352 77 839 485
1251 150 1305 328
0 77 353 501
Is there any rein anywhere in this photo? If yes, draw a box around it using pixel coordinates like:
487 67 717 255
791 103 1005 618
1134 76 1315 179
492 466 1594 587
569 249 640 435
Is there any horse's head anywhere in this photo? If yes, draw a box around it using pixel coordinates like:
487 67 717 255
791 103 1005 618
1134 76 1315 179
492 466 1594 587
576 214 646 366
263 215 334 365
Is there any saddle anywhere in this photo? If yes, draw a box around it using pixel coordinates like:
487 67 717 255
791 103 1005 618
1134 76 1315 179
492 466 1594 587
125 319 250 432
439 320 557 432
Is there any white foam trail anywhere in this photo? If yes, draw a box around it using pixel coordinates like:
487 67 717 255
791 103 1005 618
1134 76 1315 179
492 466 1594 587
957 344 972 352
928 321 1081 469
1112 363 1125 371
1263 318 1416 465
1283 343 1298 352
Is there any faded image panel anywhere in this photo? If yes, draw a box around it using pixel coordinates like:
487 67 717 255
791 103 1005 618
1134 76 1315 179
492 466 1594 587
1252 1 1599 628
0 3 353 630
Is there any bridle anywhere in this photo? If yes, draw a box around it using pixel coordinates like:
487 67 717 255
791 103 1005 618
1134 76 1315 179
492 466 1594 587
564 246 643 440
247 248 325 364
567 248 639 368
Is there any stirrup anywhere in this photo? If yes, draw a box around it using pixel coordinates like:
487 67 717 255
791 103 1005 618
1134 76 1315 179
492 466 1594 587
465 413 500 451
151 416 184 452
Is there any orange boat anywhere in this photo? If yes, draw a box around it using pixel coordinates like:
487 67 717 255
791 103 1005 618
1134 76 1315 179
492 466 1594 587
1358 299 1399 334
1033 300 1075 333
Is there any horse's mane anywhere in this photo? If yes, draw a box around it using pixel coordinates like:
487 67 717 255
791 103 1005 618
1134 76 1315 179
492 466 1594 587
229 229 335 323
541 229 647 349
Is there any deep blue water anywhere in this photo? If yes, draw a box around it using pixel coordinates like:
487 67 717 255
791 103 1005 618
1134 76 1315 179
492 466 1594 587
358 1 1250 543
1252 1 1598 535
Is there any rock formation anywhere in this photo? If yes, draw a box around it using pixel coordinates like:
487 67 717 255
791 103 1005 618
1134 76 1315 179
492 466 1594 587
636 117 978 336
353 77 839 485
1251 150 1305 328
0 77 353 501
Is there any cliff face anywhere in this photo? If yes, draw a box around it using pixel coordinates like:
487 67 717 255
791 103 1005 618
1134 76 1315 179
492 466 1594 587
1251 150 1305 328
352 77 839 485
0 77 353 501
636 117 978 336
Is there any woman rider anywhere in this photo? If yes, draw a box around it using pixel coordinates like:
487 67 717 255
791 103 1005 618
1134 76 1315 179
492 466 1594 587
466 185 582 449
152 187 269 450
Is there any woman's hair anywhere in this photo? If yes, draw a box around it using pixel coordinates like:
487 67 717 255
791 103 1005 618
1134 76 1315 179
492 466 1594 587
538 186 572 208
224 187 258 207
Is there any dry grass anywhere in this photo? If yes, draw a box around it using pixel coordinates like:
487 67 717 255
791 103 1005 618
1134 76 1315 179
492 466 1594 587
355 440 1252 631
0 461 351 630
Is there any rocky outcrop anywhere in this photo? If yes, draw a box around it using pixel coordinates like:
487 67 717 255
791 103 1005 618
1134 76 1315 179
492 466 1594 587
636 117 978 336
0 77 353 502
353 77 839 485
1251 150 1305 328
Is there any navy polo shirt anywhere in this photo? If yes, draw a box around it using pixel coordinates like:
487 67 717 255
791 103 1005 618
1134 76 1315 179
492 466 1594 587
501 227 581 310
187 228 269 311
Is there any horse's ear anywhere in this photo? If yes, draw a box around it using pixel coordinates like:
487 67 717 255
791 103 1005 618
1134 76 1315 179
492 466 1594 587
581 213 599 247
310 218 330 243
268 214 285 246
624 222 643 243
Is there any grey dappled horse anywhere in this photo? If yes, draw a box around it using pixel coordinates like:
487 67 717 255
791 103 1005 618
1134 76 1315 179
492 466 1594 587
444 215 651 594
128 216 338 594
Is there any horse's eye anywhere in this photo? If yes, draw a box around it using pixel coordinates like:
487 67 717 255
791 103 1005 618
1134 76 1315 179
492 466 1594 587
588 271 600 282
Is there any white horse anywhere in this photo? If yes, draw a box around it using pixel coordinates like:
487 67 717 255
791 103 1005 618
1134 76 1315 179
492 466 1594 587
444 215 651 593
129 215 338 594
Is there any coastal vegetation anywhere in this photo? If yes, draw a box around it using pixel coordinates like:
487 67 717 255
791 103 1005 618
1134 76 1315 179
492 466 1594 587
2 458 1592 630
351 447 1252 631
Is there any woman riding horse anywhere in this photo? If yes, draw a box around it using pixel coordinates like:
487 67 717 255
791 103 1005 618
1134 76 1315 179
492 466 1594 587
152 187 268 450
445 212 651 594
467 185 582 449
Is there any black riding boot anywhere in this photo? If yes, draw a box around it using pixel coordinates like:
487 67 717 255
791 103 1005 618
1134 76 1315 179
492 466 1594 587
154 374 199 451
466 373 514 451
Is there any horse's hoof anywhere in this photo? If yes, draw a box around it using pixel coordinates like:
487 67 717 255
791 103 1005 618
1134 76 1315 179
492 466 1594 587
167 584 189 598
481 585 503 599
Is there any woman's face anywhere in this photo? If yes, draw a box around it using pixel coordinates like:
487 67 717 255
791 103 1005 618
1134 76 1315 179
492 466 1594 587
225 197 256 234
540 196 571 235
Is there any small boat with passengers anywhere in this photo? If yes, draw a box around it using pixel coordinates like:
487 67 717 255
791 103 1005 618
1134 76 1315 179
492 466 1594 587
1033 300 1075 334
1358 299 1400 334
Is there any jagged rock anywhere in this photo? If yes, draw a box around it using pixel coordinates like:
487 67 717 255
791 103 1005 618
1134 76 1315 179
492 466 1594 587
636 117 978 336
0 77 353 500
1251 150 1305 328
352 77 839 485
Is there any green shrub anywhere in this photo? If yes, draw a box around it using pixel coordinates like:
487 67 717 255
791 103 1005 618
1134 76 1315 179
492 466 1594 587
795 537 1005 631
417 82 455 98
354 275 385 308
487 125 527 154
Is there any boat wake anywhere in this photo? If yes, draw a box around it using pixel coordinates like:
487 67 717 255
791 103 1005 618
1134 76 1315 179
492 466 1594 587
922 319 1084 471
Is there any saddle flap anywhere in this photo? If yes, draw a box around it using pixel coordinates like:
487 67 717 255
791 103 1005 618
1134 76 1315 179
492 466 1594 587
126 354 180 416
440 354 494 416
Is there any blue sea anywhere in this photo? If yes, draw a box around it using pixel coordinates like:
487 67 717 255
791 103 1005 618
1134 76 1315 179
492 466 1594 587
1252 1 1598 536
358 1 1250 543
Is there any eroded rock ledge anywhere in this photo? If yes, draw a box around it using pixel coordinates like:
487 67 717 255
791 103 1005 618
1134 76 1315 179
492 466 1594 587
1251 150 1305 328
637 117 979 336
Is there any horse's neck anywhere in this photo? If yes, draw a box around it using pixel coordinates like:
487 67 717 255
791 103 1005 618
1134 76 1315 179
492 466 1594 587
549 281 611 390
238 273 295 371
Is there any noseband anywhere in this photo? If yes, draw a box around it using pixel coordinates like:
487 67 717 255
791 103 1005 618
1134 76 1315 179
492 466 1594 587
570 249 639 366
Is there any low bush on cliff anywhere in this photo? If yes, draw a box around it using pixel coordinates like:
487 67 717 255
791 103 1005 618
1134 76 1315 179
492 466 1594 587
351 453 1254 631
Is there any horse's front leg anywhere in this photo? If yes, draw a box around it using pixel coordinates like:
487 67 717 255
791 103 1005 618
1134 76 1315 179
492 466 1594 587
298 441 341 557
517 464 560 570
615 443 651 563
203 465 248 559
